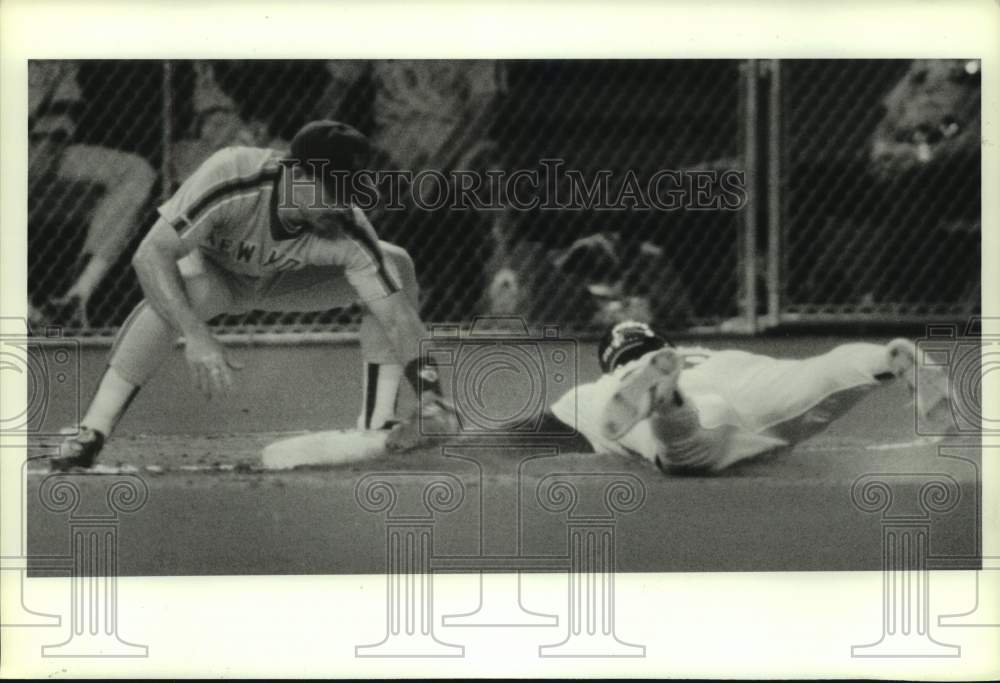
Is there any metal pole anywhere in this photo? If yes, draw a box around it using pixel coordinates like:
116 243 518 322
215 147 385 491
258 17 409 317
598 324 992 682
161 60 174 202
766 60 782 327
742 60 759 333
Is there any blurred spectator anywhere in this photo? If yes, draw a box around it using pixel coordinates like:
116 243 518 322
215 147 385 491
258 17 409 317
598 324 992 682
864 58 981 305
171 62 288 185
377 60 506 318
205 60 334 144
317 60 372 130
870 59 981 180
783 59 981 311
371 60 504 176
486 228 694 329
321 60 506 318
29 60 156 328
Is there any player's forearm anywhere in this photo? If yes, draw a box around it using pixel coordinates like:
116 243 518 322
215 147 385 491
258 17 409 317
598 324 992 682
367 292 444 395
132 245 208 338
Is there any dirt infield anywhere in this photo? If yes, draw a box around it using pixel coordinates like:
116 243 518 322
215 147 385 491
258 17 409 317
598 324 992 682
25 337 982 576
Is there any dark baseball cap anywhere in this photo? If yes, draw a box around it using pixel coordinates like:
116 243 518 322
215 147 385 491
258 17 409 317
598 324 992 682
289 120 370 177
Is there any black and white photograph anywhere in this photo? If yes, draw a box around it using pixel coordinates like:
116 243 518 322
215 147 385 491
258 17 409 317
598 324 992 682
2 0 998 679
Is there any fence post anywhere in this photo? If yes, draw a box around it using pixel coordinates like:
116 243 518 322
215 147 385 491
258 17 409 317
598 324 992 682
765 59 782 328
740 59 759 333
161 60 174 202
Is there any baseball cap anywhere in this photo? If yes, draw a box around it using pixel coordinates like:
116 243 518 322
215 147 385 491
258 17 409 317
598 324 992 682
288 120 370 188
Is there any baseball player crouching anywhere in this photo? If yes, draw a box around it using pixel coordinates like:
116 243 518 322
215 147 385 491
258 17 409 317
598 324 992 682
53 120 457 471
548 321 952 474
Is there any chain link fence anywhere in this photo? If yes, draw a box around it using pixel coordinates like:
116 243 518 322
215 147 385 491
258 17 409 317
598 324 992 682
27 59 980 339
775 59 981 323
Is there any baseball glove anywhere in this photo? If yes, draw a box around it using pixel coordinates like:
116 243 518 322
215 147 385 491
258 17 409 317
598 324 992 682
385 391 461 452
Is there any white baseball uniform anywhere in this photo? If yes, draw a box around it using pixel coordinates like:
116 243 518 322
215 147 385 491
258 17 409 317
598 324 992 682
549 342 898 471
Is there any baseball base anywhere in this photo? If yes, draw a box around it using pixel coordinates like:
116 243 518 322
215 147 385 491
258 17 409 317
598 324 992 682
260 429 388 470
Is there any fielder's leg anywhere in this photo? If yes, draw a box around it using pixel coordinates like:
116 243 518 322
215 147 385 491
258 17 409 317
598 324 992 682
357 243 419 429
51 145 157 325
252 241 419 431
53 253 237 470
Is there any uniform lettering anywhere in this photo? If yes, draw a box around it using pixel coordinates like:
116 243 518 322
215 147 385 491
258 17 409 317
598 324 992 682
235 241 256 263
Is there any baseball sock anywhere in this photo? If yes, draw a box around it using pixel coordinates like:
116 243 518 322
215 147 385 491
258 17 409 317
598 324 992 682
649 393 728 471
359 362 402 429
648 391 702 444
82 299 179 437
81 366 140 437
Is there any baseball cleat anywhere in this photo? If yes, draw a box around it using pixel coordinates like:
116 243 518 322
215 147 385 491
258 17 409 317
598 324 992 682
50 426 105 471
886 338 917 383
887 338 954 432
602 347 682 441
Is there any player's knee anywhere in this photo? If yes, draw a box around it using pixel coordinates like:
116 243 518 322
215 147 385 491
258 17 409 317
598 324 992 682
128 154 156 189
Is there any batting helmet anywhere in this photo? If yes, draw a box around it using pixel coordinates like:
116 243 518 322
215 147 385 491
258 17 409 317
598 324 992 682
597 320 671 373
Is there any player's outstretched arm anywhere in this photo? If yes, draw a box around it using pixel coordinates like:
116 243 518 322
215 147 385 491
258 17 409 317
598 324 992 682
364 289 427 370
364 291 460 450
364 291 451 403
132 219 242 398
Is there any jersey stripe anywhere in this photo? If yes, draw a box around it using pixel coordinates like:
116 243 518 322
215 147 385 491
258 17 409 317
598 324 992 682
364 363 379 429
178 189 263 240
266 163 398 295
340 219 400 295
178 168 280 231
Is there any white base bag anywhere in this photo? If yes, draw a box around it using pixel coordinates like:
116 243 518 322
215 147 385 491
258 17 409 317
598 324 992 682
261 429 388 470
